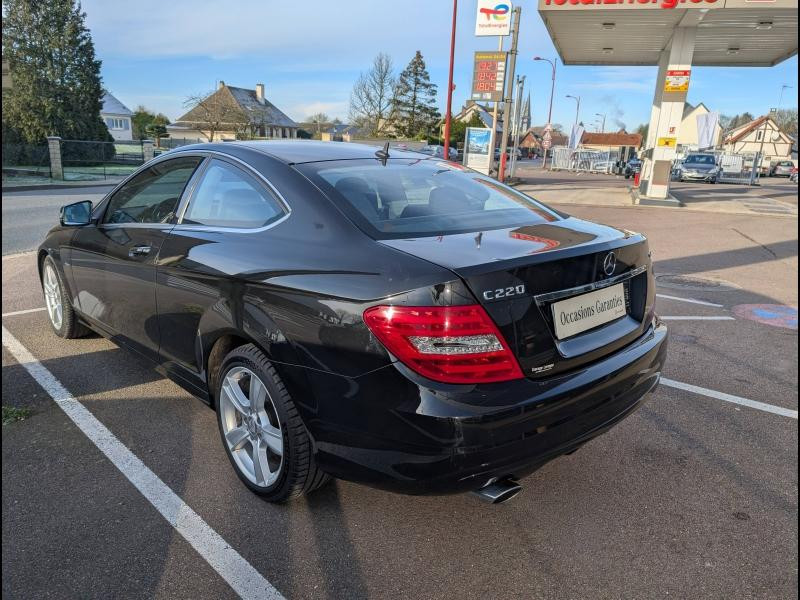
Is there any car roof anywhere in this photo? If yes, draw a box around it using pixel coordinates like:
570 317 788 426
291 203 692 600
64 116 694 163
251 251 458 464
170 140 430 164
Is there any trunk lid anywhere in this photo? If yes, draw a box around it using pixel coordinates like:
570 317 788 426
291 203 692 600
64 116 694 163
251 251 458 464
380 217 656 379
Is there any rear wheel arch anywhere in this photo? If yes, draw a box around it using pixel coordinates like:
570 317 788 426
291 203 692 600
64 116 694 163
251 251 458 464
203 330 314 418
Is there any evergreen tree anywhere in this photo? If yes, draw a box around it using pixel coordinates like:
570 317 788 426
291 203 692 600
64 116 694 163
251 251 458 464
2 0 111 143
393 51 440 139
131 106 170 140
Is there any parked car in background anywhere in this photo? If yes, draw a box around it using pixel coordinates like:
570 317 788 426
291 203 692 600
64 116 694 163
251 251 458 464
770 160 796 177
677 153 720 183
38 140 667 504
418 144 459 161
624 157 642 179
493 147 522 162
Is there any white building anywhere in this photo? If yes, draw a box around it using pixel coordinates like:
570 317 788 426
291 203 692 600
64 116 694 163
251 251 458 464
722 115 793 167
101 91 133 141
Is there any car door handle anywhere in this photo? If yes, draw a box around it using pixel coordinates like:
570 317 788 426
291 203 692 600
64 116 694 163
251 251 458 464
128 245 152 257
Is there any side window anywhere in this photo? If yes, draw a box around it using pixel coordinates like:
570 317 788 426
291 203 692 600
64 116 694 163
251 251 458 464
104 156 203 225
181 160 286 229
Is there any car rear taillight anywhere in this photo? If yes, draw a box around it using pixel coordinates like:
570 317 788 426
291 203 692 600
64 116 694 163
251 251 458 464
363 305 523 384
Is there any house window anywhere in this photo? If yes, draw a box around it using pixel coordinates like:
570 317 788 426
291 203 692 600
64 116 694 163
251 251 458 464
756 130 764 141
105 117 129 130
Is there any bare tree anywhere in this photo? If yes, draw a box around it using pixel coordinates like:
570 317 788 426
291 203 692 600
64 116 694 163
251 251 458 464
308 112 330 136
773 107 798 137
183 89 250 142
349 53 396 137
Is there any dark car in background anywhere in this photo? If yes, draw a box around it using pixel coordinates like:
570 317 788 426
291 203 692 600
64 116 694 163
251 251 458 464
38 141 667 504
624 157 642 179
677 153 720 183
418 144 459 161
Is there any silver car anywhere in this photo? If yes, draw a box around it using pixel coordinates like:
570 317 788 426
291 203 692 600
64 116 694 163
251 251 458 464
679 154 720 183
770 161 795 177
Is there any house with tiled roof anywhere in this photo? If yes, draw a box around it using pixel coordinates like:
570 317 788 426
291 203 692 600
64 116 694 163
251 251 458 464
101 91 133 141
722 115 793 167
580 131 642 152
169 81 298 142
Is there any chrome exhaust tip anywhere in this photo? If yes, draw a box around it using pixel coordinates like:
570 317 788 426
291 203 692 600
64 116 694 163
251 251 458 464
471 478 522 505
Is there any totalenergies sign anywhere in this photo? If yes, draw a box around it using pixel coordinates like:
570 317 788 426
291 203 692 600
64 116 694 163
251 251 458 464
540 0 720 9
476 0 513 36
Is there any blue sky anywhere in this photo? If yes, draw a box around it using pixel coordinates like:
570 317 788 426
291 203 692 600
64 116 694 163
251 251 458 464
84 0 798 130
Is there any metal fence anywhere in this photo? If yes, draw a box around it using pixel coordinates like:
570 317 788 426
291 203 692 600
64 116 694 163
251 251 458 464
1 143 51 180
157 137 206 150
549 146 621 174
60 139 146 181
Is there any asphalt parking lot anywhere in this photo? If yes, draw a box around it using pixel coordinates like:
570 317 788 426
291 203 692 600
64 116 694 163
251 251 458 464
2 187 798 599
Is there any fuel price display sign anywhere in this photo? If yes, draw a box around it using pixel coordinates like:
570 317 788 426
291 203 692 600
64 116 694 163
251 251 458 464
471 51 507 102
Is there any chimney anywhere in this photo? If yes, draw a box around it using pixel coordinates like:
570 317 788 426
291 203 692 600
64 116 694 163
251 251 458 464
218 80 225 90
255 83 265 104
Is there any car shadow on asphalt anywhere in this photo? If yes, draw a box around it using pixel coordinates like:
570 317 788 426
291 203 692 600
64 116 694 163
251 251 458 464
655 239 797 276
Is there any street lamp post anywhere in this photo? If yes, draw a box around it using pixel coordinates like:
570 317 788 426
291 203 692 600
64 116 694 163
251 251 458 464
442 0 458 161
566 94 580 127
778 84 792 109
534 56 557 169
595 112 606 133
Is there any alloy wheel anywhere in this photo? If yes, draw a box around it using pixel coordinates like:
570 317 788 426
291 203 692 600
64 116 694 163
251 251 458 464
219 366 284 487
43 263 63 330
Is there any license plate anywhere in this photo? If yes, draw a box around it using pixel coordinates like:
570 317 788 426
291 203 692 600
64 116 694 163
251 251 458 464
551 283 626 340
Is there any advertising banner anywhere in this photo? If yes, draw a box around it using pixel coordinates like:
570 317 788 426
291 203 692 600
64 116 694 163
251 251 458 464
464 127 493 175
568 124 584 150
696 111 720 149
475 1 512 36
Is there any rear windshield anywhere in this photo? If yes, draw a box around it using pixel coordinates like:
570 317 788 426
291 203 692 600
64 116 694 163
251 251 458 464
685 155 715 165
295 158 560 240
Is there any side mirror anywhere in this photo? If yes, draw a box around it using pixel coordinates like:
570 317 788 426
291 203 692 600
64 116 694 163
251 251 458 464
60 200 93 226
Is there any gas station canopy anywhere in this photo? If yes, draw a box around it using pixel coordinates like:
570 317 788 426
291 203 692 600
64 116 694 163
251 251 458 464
538 0 798 67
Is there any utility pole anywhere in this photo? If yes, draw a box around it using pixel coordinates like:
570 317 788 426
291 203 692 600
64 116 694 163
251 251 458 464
534 56 556 169
498 5 521 182
595 112 606 133
487 35 504 178
509 75 525 179
566 94 580 127
443 0 458 161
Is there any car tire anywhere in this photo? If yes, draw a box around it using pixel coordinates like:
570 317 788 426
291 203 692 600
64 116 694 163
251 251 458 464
215 343 330 502
41 255 87 339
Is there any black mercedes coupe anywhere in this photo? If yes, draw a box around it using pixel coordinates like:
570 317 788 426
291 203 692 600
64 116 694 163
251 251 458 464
39 141 667 504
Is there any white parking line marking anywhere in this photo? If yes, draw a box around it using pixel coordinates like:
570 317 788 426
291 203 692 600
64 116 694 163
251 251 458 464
656 294 724 308
660 316 735 321
661 377 798 419
2 307 46 317
1 326 285 600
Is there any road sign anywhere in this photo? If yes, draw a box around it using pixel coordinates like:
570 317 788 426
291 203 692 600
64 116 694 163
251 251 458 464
471 51 507 102
475 1 513 36
542 123 553 148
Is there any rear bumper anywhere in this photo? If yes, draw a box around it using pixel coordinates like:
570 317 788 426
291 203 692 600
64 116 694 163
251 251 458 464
305 322 668 495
